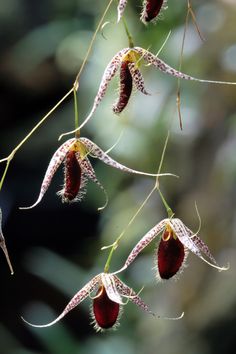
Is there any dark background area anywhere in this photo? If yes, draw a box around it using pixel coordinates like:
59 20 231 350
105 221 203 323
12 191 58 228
1 1 236 353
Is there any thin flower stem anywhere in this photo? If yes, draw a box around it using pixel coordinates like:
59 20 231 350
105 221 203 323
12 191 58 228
157 189 174 219
121 16 134 48
0 159 11 192
103 132 174 272
0 88 73 190
73 86 80 138
74 0 114 87
177 1 204 130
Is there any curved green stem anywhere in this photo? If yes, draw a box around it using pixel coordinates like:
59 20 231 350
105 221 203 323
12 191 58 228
0 159 11 192
158 188 174 219
121 16 134 48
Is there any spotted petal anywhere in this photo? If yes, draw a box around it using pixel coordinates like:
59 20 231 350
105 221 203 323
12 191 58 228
20 139 75 209
134 47 236 86
80 138 172 178
128 62 151 95
79 155 108 209
22 274 100 328
169 219 203 259
185 225 218 265
117 219 167 272
114 275 154 315
101 273 124 305
117 0 128 22
78 48 130 131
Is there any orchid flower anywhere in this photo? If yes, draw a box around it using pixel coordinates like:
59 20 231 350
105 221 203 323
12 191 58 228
0 208 14 275
63 46 236 136
117 218 228 280
22 272 158 332
20 137 172 209
117 0 168 23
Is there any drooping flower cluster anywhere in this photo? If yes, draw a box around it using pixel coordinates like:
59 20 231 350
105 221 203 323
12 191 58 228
118 218 228 280
9 0 230 336
68 45 235 135
20 137 171 209
22 272 157 332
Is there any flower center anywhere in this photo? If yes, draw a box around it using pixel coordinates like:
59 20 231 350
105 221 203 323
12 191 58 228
64 150 81 201
93 286 120 330
157 226 185 279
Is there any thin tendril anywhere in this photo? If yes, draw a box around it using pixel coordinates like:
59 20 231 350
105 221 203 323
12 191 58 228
176 1 190 130
0 0 115 191
103 131 174 272
188 0 205 42
0 88 73 190
73 85 80 138
74 0 114 87
121 16 134 48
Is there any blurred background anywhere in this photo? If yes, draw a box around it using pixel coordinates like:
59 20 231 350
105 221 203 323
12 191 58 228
0 0 236 353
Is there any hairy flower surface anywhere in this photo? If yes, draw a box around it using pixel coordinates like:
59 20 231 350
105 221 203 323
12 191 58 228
22 272 155 331
117 0 167 23
76 46 234 132
20 137 170 209
118 218 226 279
141 0 168 23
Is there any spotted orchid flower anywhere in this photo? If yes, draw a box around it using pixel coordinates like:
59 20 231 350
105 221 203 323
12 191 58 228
20 137 171 209
22 272 157 332
72 46 235 134
0 208 14 275
118 218 228 280
117 0 168 24
140 0 168 24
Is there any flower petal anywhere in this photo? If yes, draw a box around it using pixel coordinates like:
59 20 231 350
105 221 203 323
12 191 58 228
117 219 167 272
157 236 186 279
78 48 129 130
140 0 167 24
92 286 120 330
134 47 196 81
80 138 171 178
185 226 218 265
22 274 100 328
113 275 154 315
62 150 82 202
128 63 151 95
117 0 128 22
113 60 133 113
101 273 124 305
134 47 236 86
79 156 108 209
0 208 14 275
20 139 75 209
169 219 202 258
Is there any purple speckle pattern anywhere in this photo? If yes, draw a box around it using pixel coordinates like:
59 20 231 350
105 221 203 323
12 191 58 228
123 219 167 268
128 62 151 95
114 275 154 314
20 138 75 209
117 0 128 22
185 225 217 264
79 154 106 195
84 48 129 124
134 47 196 81
80 137 158 177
